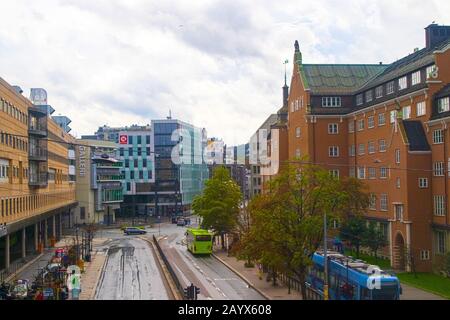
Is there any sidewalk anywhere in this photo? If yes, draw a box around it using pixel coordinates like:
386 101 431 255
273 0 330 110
5 235 75 283
213 250 302 300
400 283 446 300
79 242 107 300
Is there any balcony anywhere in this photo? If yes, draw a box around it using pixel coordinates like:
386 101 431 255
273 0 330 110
28 123 47 137
29 172 48 187
29 146 48 161
96 175 124 182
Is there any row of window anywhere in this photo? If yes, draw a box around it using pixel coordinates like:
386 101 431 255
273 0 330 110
124 158 152 168
0 163 29 181
119 147 152 157
1 98 28 125
356 67 434 107
125 135 151 145
0 191 74 219
0 131 28 152
290 96 305 112
349 102 426 133
321 97 342 108
368 193 389 211
348 166 391 180
349 140 388 156
123 169 153 180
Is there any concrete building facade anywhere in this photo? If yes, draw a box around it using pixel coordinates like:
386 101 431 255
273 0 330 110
0 79 77 278
74 139 123 225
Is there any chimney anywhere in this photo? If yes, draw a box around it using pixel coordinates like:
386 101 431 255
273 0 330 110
425 23 450 49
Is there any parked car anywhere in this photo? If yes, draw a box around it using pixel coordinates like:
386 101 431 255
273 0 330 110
124 227 147 235
177 218 185 226
171 217 178 224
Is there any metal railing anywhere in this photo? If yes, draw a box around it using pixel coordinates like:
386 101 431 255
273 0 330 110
29 146 48 159
0 254 39 283
29 172 48 185
152 234 185 299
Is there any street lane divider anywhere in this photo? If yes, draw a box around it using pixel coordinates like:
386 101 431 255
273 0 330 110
141 235 184 300
211 253 270 300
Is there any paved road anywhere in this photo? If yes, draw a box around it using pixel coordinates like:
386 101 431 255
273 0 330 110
158 222 265 300
95 237 169 300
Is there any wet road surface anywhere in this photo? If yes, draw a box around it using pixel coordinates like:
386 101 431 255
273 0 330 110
95 237 169 300
158 222 265 300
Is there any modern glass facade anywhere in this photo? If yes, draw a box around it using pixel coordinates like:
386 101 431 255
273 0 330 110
152 119 209 215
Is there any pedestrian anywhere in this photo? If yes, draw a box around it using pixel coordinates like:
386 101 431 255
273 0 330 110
34 290 44 300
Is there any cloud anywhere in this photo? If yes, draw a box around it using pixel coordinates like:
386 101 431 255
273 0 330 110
0 0 449 145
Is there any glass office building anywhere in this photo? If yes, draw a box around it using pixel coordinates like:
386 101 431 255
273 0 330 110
152 119 209 216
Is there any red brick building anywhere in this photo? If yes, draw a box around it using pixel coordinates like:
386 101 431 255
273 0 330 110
287 24 450 272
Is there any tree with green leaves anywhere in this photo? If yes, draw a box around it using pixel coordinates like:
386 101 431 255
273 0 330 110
340 216 367 258
237 160 369 299
362 223 388 259
192 166 242 249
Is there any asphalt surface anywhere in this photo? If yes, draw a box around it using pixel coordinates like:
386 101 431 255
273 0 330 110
95 236 169 300
158 221 265 300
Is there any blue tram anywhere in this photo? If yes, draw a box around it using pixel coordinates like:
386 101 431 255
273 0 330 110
306 251 402 300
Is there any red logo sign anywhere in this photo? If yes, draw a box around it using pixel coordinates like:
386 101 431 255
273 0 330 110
119 135 128 144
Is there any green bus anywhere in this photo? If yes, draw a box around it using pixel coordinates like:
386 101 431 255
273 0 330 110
186 228 213 255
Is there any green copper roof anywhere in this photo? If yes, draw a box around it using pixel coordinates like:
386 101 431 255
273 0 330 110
300 64 388 94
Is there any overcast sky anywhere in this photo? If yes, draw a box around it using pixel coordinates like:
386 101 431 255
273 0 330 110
0 0 449 145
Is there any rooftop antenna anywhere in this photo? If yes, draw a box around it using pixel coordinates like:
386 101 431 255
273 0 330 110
167 109 172 120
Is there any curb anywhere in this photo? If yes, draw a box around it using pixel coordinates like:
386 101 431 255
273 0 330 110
5 253 44 283
211 253 271 300
140 236 182 300
88 252 108 300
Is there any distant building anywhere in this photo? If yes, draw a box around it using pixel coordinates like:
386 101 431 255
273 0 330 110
86 119 209 218
75 139 123 224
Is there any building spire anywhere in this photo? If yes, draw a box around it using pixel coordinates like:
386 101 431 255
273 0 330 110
282 59 289 107
294 40 302 65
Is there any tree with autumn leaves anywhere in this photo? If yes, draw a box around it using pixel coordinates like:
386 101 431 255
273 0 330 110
192 166 242 248
236 161 369 299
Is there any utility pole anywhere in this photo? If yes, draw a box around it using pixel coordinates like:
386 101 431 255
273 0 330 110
323 212 329 301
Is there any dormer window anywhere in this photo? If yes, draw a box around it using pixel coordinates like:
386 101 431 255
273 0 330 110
426 65 436 79
398 76 407 90
375 86 383 98
356 94 363 106
438 97 450 113
365 90 373 102
386 81 395 94
412 70 421 86
322 97 342 107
